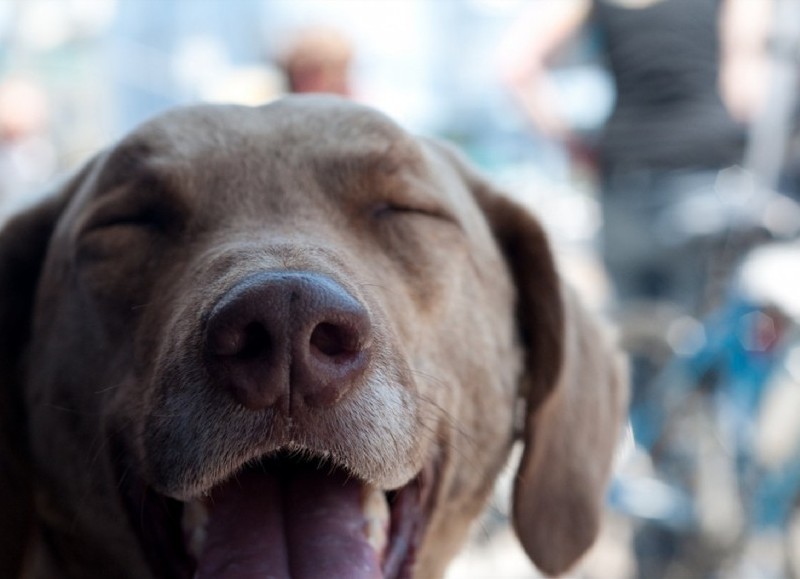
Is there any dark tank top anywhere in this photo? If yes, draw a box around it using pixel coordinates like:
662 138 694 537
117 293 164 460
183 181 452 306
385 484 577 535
593 0 746 170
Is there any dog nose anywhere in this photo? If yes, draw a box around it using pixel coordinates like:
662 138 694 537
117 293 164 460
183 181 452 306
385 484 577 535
204 271 372 412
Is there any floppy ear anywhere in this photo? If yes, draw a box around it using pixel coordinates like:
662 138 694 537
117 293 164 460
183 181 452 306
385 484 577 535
446 149 627 576
0 166 89 576
510 281 627 577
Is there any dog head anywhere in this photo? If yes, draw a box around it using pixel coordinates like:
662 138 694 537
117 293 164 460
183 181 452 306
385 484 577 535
0 96 626 578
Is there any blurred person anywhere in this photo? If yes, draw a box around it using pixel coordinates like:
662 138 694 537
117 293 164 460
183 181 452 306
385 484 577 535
0 77 56 224
276 26 355 97
502 5 776 575
500 0 773 315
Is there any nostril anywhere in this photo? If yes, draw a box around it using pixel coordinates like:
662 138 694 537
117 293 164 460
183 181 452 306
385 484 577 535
309 322 359 358
207 322 272 360
237 323 272 360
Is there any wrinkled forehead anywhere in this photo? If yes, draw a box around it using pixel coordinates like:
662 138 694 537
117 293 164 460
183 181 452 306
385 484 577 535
60 96 482 237
101 97 425 188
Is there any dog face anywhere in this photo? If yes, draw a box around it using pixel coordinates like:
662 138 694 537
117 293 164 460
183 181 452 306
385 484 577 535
0 96 626 578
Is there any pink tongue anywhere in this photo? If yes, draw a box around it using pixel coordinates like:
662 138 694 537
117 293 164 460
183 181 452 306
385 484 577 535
195 466 383 579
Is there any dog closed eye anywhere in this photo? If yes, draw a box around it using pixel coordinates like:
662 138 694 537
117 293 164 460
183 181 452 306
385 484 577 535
370 200 455 222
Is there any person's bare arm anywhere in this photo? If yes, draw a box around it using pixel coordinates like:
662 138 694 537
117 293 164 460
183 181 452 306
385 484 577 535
498 0 591 139
719 0 774 122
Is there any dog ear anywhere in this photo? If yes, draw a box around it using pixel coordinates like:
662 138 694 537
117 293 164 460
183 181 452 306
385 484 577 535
0 163 92 576
510 282 627 576
437 144 627 576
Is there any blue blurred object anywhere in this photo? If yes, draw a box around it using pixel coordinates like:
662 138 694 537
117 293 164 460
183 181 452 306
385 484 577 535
612 234 800 577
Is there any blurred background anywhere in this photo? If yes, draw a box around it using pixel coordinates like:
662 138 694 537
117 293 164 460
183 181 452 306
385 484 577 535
0 0 614 225
2 0 800 577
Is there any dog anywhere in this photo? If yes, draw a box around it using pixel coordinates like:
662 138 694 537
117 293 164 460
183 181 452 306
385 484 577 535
0 95 627 578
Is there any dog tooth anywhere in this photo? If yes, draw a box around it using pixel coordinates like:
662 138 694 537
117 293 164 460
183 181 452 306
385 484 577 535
182 500 209 559
361 486 389 557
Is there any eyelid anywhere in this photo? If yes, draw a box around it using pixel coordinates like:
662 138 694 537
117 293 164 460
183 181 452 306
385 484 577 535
80 176 186 234
81 211 164 237
82 195 182 234
372 201 455 222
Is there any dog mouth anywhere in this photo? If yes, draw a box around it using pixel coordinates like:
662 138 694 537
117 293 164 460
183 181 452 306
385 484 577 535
117 451 435 579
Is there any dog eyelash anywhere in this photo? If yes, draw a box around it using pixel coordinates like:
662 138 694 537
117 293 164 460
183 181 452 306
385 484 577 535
90 215 153 230
371 202 453 223
86 207 172 233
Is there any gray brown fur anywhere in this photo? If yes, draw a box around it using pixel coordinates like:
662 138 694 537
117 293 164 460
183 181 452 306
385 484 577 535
0 96 627 578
